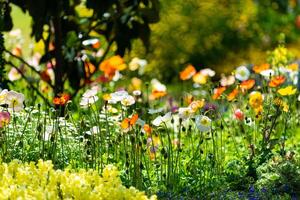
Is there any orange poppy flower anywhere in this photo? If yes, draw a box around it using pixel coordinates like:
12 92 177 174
121 114 139 130
227 88 239 101
180 64 196 80
53 93 71 106
92 41 101 49
143 124 152 136
212 87 226 100
269 75 286 87
84 61 96 78
150 90 167 100
252 63 270 74
240 79 255 90
99 55 127 80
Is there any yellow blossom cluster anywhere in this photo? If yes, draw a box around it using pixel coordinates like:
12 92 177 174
0 160 157 200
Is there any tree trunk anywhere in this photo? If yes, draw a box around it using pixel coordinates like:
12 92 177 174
52 13 64 96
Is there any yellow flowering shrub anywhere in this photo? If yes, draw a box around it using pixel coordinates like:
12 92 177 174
0 160 157 200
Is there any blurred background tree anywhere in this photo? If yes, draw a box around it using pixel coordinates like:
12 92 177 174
2 0 159 98
131 0 300 81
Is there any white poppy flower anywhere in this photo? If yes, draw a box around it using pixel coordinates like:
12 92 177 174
8 68 22 81
129 57 148 72
260 69 274 79
235 66 250 81
133 90 141 96
195 115 211 132
110 90 129 102
151 79 167 92
200 68 215 77
178 107 193 120
6 90 25 112
80 87 99 108
152 112 172 126
80 96 99 107
0 89 8 105
121 95 135 106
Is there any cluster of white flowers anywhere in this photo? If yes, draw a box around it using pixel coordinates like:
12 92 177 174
0 89 25 112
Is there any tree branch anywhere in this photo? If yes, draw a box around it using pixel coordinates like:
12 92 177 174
4 48 55 89
6 61 52 107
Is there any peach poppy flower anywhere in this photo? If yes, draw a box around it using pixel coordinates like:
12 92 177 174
240 79 255 90
180 64 196 80
252 63 270 74
269 75 286 87
212 87 226 100
227 88 239 101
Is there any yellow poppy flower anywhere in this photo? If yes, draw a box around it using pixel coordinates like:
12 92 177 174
277 86 297 96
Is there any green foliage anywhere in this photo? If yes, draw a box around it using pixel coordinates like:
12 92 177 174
256 155 300 196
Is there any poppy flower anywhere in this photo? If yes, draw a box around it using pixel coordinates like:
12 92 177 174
249 91 263 114
195 115 211 132
84 61 96 78
53 93 71 106
240 79 255 90
180 64 196 80
252 63 270 74
234 109 244 120
121 113 139 131
0 111 10 128
274 98 289 112
227 88 239 101
235 66 250 81
188 99 205 113
151 90 167 100
192 72 207 84
5 90 25 112
269 76 286 87
99 55 127 80
152 112 172 127
287 63 298 71
178 107 193 120
220 74 235 86
8 68 21 81
212 87 226 100
143 124 152 136
277 86 297 96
